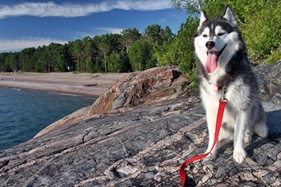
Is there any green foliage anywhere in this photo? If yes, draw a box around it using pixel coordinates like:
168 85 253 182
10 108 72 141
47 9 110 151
243 1 281 60
119 50 131 72
176 17 198 74
156 17 198 75
19 48 36 72
120 28 141 53
106 51 129 73
266 48 281 64
171 0 204 15
128 41 148 71
143 24 163 45
1 53 18 72
86 57 95 73
155 42 178 67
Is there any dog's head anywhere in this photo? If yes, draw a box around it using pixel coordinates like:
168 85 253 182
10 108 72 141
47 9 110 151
194 6 242 74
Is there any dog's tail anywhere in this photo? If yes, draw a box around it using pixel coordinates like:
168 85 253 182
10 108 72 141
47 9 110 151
254 121 268 138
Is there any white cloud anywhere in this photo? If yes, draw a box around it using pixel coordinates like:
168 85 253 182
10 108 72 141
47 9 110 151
0 0 172 19
0 37 67 52
95 27 124 34
73 27 124 40
0 28 125 52
0 27 124 52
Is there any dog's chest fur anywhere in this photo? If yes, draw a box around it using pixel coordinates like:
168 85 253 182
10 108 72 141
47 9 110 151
200 67 253 126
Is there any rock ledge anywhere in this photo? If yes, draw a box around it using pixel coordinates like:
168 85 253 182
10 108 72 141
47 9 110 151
0 64 281 187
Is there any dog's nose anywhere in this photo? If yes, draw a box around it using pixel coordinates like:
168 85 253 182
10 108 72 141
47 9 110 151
206 41 215 49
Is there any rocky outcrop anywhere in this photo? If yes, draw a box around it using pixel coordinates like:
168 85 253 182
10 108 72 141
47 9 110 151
0 64 281 187
88 66 190 115
34 66 190 138
0 97 280 187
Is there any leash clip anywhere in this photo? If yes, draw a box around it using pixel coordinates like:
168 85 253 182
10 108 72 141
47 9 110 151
220 86 228 102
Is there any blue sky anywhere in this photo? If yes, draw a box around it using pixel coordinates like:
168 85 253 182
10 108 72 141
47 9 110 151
0 0 187 52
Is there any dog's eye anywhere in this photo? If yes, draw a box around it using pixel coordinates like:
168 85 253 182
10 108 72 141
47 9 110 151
218 33 225 36
203 34 208 38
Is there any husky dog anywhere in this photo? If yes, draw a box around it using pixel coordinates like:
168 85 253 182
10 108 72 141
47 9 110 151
194 6 268 163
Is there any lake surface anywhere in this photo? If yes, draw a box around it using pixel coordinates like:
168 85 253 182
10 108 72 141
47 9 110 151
0 87 95 150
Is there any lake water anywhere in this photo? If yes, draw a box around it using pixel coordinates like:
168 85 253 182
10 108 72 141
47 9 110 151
0 87 95 150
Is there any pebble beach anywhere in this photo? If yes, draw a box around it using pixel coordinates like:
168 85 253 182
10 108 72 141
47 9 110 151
0 72 129 97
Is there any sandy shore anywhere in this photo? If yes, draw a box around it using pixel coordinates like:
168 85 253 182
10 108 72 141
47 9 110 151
0 72 129 97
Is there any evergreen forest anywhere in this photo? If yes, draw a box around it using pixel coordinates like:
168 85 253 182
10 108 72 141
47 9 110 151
0 0 280 74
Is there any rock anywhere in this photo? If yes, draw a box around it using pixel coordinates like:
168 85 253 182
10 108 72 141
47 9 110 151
0 64 281 186
0 96 281 186
34 106 91 138
35 66 190 138
255 61 281 105
87 66 190 115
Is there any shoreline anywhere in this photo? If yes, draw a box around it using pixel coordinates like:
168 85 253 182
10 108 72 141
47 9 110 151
0 72 129 98
0 84 100 98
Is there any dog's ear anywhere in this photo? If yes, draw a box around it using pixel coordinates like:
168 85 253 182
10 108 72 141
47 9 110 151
222 6 237 27
198 11 208 30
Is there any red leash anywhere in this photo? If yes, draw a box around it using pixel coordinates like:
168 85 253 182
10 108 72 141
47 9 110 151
180 98 227 187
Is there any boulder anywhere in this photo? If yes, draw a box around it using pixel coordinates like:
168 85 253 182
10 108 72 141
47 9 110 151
87 66 189 115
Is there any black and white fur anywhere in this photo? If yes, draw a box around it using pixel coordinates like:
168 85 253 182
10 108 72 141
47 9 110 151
194 6 268 163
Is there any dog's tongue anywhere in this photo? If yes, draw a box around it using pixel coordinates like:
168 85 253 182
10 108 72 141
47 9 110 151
205 52 218 73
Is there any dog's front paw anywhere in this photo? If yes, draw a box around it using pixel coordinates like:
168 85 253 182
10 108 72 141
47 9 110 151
204 151 217 162
233 148 246 163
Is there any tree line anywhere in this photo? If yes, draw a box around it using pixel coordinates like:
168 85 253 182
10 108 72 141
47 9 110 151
0 24 194 74
0 0 280 74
